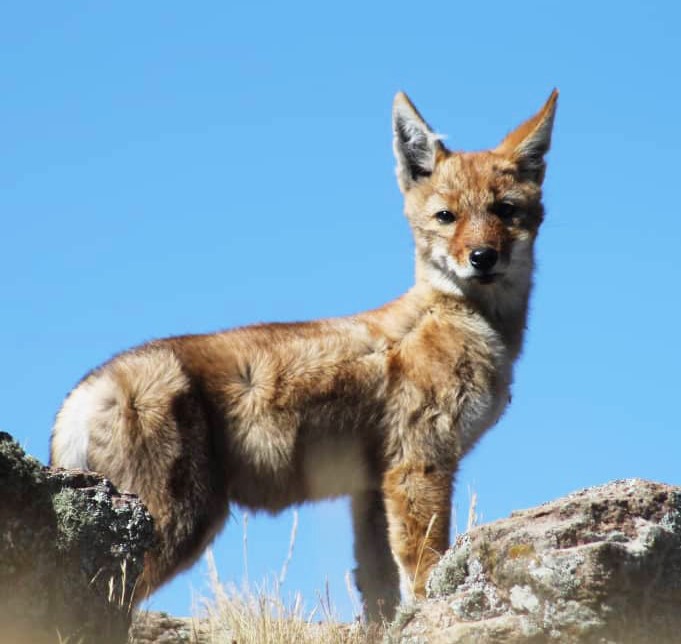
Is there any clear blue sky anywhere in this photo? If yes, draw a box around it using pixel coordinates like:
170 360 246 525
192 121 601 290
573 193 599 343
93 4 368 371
2 0 680 622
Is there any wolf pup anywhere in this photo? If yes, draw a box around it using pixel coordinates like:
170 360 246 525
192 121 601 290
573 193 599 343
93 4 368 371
51 90 557 621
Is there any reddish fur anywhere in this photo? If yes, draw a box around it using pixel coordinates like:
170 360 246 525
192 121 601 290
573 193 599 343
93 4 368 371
51 91 557 620
383 463 452 594
497 90 558 157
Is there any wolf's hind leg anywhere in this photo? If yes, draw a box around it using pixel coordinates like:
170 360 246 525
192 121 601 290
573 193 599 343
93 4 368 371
351 489 400 622
127 387 230 603
133 490 231 603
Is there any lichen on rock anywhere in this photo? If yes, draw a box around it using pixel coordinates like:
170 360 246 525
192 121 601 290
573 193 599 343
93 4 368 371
390 479 681 643
0 430 155 644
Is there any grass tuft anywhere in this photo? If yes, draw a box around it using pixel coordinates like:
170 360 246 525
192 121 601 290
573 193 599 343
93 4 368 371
194 511 380 643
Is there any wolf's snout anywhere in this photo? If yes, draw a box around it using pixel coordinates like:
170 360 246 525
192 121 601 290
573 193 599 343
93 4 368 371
469 247 498 272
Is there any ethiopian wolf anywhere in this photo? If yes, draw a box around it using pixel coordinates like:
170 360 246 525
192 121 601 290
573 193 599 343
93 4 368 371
51 90 558 620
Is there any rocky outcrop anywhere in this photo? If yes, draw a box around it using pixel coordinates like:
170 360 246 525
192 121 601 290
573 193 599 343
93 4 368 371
0 431 155 644
389 479 681 643
4 430 680 644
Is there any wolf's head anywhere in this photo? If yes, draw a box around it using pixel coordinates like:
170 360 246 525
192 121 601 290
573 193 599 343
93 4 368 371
393 91 557 302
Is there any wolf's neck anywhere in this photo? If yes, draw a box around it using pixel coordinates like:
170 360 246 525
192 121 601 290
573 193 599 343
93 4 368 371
464 277 533 359
412 254 534 359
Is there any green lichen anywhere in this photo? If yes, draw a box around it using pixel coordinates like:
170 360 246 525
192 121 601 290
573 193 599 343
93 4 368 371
507 543 537 560
426 537 471 597
477 539 499 574
660 491 681 535
52 488 99 550
384 602 420 644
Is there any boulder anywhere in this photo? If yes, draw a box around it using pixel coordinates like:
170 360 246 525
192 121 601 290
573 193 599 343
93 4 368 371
390 479 681 643
0 431 155 644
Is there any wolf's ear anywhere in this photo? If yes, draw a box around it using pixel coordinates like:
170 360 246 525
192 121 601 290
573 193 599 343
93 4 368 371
496 89 558 183
393 92 444 192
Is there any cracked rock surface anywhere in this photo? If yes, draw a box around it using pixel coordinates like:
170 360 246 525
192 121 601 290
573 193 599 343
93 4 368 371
0 431 155 644
389 479 681 643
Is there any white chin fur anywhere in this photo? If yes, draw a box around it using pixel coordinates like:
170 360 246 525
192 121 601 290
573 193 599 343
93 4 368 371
422 262 464 296
425 238 534 297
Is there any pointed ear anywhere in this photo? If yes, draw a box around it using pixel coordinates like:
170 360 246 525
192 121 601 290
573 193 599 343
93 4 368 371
496 89 558 183
393 92 445 192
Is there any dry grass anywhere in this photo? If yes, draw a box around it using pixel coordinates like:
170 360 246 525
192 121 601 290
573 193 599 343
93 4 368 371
194 511 380 644
466 489 479 532
199 552 373 643
191 492 481 643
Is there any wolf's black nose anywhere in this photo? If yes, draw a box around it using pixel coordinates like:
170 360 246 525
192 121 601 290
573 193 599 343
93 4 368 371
469 247 498 272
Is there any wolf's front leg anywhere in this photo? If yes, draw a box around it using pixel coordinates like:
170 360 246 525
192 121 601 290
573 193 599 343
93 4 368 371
351 490 401 622
382 463 452 599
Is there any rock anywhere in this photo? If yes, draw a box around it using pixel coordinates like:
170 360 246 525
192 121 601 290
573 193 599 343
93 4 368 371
6 430 680 644
0 431 155 644
388 479 681 643
130 611 207 643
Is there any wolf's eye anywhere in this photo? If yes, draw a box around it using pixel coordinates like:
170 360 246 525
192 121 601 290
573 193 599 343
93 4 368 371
434 210 456 224
492 202 517 220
